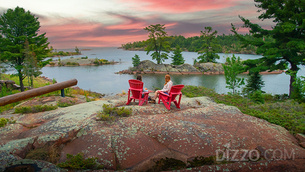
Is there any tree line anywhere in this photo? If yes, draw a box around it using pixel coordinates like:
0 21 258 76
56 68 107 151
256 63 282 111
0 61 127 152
122 32 258 55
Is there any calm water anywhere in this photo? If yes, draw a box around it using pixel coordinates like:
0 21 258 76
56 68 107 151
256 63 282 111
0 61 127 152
41 47 304 96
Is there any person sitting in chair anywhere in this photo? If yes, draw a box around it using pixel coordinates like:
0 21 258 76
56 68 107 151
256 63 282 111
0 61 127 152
136 74 149 98
151 74 173 103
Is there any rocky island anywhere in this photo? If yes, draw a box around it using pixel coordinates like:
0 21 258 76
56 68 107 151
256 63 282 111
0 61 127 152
1 93 305 171
47 57 118 67
117 60 284 75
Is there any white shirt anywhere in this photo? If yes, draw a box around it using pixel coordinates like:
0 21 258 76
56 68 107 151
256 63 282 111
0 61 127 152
161 80 173 93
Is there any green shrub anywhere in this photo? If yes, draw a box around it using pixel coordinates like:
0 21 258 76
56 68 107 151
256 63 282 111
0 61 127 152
81 56 88 59
249 90 265 104
0 117 16 128
15 104 58 114
57 153 103 170
99 114 116 121
66 62 79 66
97 104 132 121
0 118 9 127
57 99 76 107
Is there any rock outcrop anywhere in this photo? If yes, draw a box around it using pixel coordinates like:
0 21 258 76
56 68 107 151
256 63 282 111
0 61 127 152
194 62 224 74
117 60 284 75
1 94 305 171
118 60 202 75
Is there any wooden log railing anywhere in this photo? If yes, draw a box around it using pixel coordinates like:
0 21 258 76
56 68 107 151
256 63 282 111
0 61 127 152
0 79 78 106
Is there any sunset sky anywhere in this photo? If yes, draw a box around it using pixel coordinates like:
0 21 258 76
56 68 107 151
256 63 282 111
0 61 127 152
0 0 273 49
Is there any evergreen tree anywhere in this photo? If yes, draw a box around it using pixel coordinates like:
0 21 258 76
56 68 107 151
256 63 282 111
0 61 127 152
197 27 222 63
132 54 140 68
0 7 50 91
171 46 185 65
223 55 246 94
144 24 170 64
232 0 305 97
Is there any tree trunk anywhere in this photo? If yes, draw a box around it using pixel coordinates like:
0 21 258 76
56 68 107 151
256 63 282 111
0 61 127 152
18 69 25 92
289 64 298 97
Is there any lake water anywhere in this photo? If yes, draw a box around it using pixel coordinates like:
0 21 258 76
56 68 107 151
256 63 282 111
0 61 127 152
41 47 305 96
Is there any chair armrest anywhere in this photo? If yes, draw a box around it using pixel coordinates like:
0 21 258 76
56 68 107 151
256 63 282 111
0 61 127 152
159 92 171 97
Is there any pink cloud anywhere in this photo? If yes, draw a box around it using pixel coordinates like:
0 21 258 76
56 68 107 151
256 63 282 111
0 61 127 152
123 0 240 13
38 19 148 49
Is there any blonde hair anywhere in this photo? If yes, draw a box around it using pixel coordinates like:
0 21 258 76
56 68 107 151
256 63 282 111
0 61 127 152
164 74 171 85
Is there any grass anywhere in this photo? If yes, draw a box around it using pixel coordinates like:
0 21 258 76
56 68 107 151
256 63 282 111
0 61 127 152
14 104 58 114
181 85 305 134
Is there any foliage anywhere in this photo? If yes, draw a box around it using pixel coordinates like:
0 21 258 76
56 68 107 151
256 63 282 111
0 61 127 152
93 58 110 65
152 157 186 171
0 118 9 127
243 71 265 95
144 24 170 64
66 62 80 66
75 46 81 54
57 99 76 107
57 153 103 170
97 104 132 121
122 33 257 54
223 55 246 94
170 45 185 65
231 0 305 97
0 7 50 92
0 117 16 128
132 54 141 67
181 85 305 134
291 76 305 102
14 104 58 114
248 90 265 104
197 27 222 63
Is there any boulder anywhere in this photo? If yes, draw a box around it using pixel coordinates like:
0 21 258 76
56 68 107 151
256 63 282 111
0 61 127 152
0 95 305 171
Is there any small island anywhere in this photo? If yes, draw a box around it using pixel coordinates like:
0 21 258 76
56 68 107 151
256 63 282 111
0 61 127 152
117 60 284 75
47 57 118 67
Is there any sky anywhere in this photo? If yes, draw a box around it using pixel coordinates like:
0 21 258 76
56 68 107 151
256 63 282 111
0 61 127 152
0 0 273 49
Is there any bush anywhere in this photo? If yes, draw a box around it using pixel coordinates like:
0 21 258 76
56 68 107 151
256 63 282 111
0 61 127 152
57 153 103 170
249 90 265 104
0 117 16 128
15 104 58 114
57 99 76 107
97 104 132 121
0 118 9 127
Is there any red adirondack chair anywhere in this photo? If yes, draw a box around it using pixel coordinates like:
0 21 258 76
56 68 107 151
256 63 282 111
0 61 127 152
158 85 184 110
126 79 150 106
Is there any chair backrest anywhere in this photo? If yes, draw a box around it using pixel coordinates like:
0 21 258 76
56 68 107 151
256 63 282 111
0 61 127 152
128 79 143 99
129 79 143 89
168 85 184 100
169 85 184 94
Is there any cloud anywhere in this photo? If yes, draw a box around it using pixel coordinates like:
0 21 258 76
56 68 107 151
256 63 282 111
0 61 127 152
39 15 149 48
122 0 241 13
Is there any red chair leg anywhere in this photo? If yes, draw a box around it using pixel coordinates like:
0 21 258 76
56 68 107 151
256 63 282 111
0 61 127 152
126 90 132 105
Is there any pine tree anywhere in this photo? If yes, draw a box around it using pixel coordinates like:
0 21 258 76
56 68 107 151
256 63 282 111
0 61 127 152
171 46 185 65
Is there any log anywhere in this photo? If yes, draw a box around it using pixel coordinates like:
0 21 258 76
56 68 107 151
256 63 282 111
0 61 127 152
0 79 78 106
